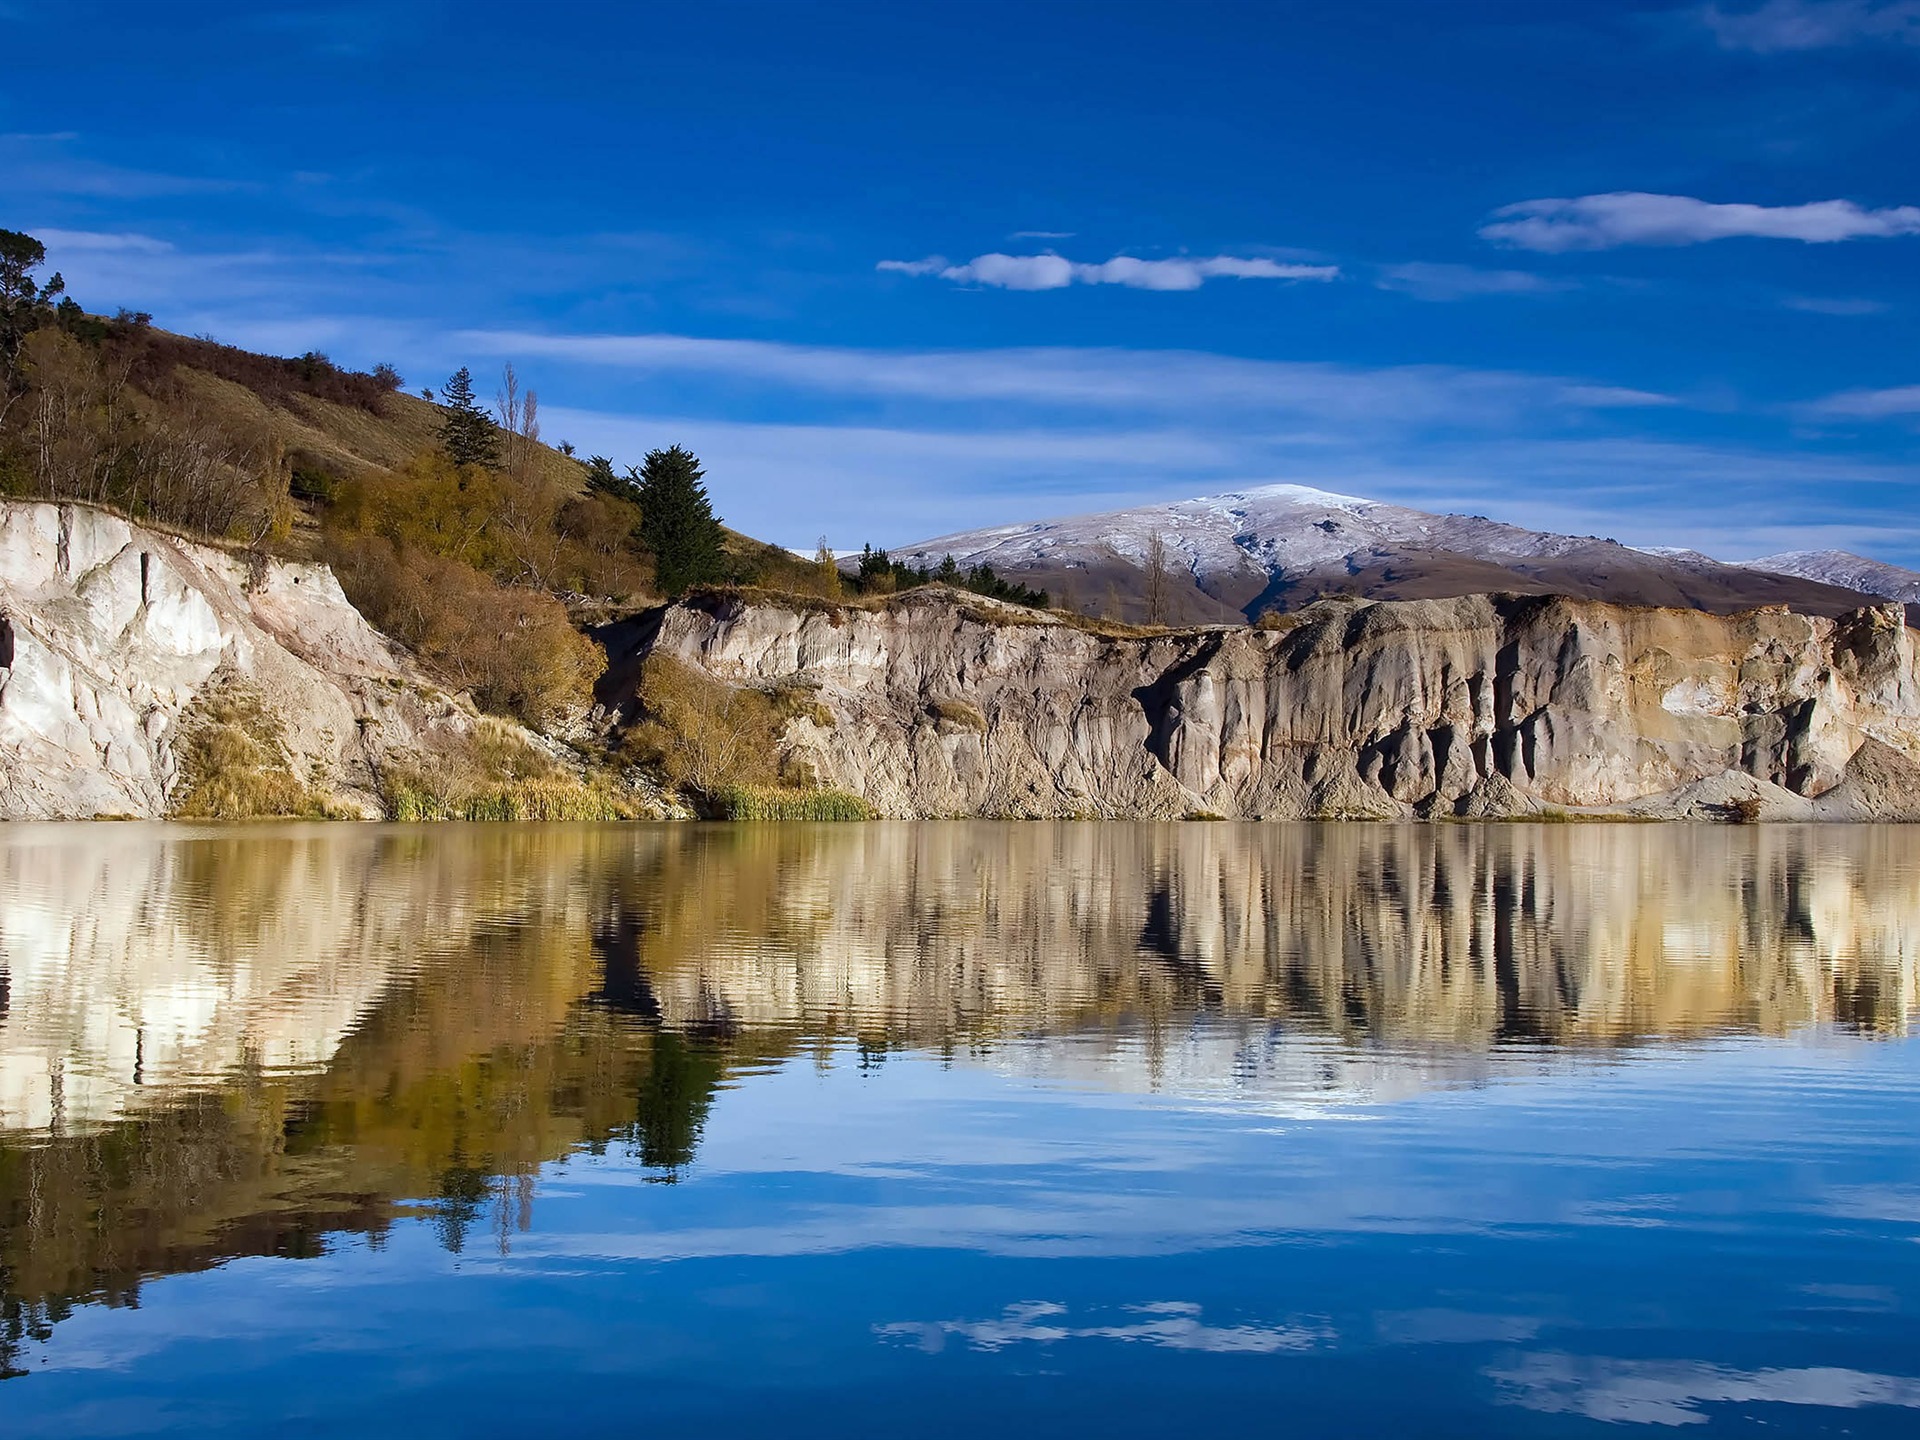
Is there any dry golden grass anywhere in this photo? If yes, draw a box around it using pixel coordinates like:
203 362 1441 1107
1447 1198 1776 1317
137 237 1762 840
170 686 358 819
381 720 641 822
928 698 987 733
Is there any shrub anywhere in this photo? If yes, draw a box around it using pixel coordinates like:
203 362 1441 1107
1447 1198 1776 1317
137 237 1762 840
768 681 835 729
330 538 601 730
927 698 987 733
622 655 785 795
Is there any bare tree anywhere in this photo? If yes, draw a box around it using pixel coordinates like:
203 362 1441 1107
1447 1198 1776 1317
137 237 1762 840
1144 531 1170 627
491 363 562 587
815 536 842 597
494 362 541 485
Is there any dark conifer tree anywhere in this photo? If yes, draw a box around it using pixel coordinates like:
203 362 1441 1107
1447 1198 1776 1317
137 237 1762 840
0 229 65 384
633 445 725 597
438 366 500 468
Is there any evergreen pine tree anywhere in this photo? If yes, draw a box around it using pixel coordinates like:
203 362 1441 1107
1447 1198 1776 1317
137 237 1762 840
634 445 725 597
438 366 500 468
0 229 65 384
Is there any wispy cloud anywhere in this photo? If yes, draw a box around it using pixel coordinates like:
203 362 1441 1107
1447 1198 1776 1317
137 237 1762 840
1702 0 1920 51
30 228 176 255
1805 382 1920 417
1009 230 1075 240
1783 294 1890 315
461 331 1914 562
0 134 243 200
531 402 1920 561
1482 192 1920 251
458 329 1665 424
878 251 1339 291
1375 262 1574 301
878 1301 1327 1356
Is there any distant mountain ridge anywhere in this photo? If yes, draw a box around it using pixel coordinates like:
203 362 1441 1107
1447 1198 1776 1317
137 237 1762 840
895 483 1900 625
1743 550 1920 606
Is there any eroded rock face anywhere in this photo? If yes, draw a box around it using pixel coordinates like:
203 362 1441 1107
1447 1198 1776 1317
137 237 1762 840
0 502 476 818
620 588 1920 819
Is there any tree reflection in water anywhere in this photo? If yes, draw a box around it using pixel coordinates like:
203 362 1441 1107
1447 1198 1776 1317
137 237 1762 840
0 820 1914 1376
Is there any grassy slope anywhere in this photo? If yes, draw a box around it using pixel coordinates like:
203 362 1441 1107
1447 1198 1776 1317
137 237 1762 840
156 340 815 588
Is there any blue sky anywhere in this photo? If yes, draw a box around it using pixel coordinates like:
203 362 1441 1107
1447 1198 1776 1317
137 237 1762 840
3 0 1917 559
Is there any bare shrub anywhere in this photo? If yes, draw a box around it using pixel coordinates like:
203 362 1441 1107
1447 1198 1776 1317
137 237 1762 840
623 655 785 795
331 538 601 730
12 329 288 541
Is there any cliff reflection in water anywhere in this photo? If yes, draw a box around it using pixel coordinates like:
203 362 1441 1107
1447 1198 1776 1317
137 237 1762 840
0 820 1915 1373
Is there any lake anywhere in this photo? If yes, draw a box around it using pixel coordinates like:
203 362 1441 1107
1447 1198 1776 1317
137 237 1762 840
1 821 1917 1436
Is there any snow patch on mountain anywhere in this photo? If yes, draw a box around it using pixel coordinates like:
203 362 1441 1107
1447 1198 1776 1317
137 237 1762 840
1744 551 1920 605
901 481 1620 583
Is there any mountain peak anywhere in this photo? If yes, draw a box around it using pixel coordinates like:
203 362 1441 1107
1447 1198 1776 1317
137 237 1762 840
894 488 1903 627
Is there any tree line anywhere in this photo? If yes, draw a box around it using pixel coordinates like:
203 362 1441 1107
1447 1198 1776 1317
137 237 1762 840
854 544 1050 608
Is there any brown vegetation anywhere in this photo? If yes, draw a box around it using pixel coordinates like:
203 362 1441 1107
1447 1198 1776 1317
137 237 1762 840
3 329 292 543
169 683 356 819
380 720 640 821
623 654 786 795
928 697 988 733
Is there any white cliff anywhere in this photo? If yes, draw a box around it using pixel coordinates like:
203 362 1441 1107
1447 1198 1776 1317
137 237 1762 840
0 500 476 818
620 587 1920 820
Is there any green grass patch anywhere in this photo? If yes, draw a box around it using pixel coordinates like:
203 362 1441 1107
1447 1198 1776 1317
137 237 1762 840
385 778 633 822
712 785 872 821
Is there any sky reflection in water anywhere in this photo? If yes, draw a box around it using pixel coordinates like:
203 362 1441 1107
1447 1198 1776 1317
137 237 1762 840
0 821 1916 1436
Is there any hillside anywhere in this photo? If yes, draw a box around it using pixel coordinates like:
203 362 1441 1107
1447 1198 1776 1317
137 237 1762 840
0 297 824 733
893 483 1893 625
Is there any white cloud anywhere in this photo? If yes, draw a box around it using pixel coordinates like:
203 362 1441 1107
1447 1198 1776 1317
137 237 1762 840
1703 0 1920 51
1482 192 1920 251
878 251 1339 291
942 252 1078 289
1376 262 1574 301
1806 383 1920 417
28 228 175 255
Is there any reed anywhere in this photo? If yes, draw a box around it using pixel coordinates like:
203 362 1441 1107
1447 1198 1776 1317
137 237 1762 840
713 785 872 821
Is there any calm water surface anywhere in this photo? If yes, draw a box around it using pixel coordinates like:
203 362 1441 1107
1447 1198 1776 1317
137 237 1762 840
1 822 1917 1436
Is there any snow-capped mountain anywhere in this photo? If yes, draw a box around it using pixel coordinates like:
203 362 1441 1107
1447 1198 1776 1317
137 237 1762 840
1743 551 1920 606
893 483 1888 624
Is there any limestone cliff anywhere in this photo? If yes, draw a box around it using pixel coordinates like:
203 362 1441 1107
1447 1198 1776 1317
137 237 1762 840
0 501 483 818
614 587 1920 820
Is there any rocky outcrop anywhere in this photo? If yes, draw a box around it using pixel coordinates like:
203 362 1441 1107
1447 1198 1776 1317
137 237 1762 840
0 501 482 818
614 587 1920 819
